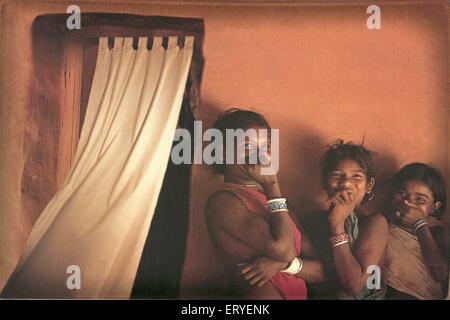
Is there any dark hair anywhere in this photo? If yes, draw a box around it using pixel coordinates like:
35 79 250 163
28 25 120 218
390 163 447 218
210 108 271 175
320 139 377 190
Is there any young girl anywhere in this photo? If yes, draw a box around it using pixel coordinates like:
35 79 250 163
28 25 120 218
383 163 448 300
301 140 389 299
240 140 389 299
205 108 325 299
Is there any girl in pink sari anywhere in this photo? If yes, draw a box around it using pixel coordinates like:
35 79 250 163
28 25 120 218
205 108 325 299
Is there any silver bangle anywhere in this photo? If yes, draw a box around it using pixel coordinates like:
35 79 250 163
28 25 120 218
413 220 429 234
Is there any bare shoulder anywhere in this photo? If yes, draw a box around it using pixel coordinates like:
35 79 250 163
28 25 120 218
368 212 388 226
204 190 247 225
360 212 389 235
356 213 389 262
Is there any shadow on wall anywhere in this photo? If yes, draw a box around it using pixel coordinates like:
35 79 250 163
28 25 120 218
279 122 327 219
180 101 231 299
368 148 401 215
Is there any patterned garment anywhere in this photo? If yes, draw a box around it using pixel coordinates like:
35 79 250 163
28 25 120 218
383 224 444 300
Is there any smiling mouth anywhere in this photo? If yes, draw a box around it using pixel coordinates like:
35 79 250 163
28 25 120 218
334 188 354 194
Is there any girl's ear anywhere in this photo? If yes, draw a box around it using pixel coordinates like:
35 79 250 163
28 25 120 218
433 201 442 213
367 177 376 192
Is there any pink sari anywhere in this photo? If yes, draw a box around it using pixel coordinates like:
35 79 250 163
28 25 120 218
220 182 307 300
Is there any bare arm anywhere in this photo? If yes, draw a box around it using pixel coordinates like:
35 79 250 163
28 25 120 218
397 204 448 283
240 255 326 287
287 207 319 259
239 220 327 286
416 225 448 282
205 184 296 263
294 258 326 284
292 223 326 283
330 213 388 296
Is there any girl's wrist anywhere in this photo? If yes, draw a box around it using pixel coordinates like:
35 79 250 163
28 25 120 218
329 222 345 235
279 261 290 271
264 182 282 199
413 219 429 235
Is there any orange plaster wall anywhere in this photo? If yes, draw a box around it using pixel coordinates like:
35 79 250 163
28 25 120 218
179 1 449 298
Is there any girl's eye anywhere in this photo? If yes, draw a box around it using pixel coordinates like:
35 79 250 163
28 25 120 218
417 198 427 205
261 145 270 151
244 143 254 149
330 173 341 178
353 175 363 180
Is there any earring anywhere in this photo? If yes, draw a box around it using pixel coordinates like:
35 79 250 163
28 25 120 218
366 190 375 201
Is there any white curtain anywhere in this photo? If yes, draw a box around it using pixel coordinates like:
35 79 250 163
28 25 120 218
2 36 194 298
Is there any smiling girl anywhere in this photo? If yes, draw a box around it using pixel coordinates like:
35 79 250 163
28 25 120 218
383 163 448 300
205 109 325 299
301 140 389 299
239 140 389 299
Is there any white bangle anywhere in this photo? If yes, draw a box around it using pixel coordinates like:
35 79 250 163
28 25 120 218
281 257 303 275
332 240 349 247
267 198 288 213
267 198 287 204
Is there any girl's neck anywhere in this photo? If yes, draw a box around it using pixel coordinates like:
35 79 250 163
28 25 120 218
223 175 263 191
224 173 254 185
354 206 371 218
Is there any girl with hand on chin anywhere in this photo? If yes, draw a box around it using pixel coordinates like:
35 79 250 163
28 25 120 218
383 163 448 300
205 108 325 300
302 140 389 299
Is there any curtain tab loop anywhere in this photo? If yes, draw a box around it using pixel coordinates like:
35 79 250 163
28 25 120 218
124 37 133 49
168 36 178 49
99 37 108 50
138 37 148 49
184 36 194 50
153 37 163 49
114 37 124 49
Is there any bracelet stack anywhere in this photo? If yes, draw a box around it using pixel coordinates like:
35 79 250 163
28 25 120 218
267 198 288 213
281 257 304 275
413 218 429 234
330 232 350 247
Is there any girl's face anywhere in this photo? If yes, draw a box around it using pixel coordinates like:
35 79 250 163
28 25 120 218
233 125 271 165
326 159 375 206
391 179 440 217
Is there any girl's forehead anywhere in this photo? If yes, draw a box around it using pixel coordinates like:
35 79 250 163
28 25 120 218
244 130 270 142
401 179 434 195
333 159 365 171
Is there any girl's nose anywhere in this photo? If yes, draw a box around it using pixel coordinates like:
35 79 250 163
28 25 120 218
340 178 353 188
403 198 413 205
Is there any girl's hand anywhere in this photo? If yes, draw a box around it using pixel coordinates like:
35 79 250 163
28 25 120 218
238 256 288 287
427 215 443 228
326 191 356 228
239 164 279 191
396 200 426 228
